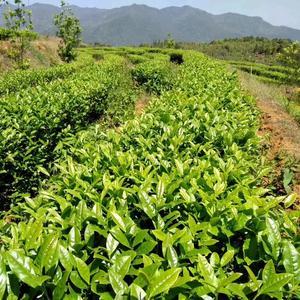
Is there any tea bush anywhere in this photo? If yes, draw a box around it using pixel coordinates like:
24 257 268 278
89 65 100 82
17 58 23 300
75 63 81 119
0 51 299 299
0 56 136 208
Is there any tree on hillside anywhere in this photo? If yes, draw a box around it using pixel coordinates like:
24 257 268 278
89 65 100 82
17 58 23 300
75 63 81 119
166 33 176 49
54 0 82 63
4 0 33 31
278 42 300 85
3 0 34 69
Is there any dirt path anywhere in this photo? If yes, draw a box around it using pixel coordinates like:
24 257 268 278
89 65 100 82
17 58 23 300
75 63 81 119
257 99 300 160
238 72 300 199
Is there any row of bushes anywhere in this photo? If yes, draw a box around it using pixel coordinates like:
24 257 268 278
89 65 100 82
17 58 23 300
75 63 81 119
0 51 298 299
0 62 87 96
229 60 300 85
131 60 177 94
0 56 137 209
237 65 289 83
228 60 293 75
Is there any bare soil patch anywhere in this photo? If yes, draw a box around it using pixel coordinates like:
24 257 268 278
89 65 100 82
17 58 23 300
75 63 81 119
135 94 151 116
0 37 61 72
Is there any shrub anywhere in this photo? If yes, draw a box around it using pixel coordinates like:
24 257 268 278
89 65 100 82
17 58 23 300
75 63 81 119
131 60 176 94
169 52 184 64
127 54 148 65
92 53 104 61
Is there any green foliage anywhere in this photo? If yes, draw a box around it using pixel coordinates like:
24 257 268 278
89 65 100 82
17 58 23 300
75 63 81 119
131 60 176 94
0 51 299 299
166 33 176 49
54 0 82 63
229 60 298 85
2 0 35 69
169 52 184 65
153 37 292 65
127 54 149 65
91 53 104 61
0 56 136 208
0 62 82 96
4 0 33 32
0 28 37 41
278 42 300 85
0 28 14 40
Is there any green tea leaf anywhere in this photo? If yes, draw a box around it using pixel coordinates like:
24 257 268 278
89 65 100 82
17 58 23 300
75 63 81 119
6 250 49 288
220 250 235 267
59 245 74 272
37 166 50 177
108 270 128 295
106 233 119 257
282 241 300 283
262 260 275 284
136 240 157 255
112 255 132 279
37 234 59 272
75 257 90 284
111 211 127 232
284 193 297 208
198 255 217 289
130 283 147 300
157 179 165 199
0 253 7 300
147 268 181 298
259 273 293 296
70 271 88 290
166 246 178 268
53 271 69 300
245 266 260 291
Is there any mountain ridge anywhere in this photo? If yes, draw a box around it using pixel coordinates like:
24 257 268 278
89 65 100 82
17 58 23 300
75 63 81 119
1 3 300 45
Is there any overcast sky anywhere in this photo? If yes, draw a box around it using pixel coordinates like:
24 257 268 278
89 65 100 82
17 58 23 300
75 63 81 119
29 0 300 29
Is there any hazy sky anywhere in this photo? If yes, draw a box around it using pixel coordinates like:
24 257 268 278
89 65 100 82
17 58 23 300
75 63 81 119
29 0 300 29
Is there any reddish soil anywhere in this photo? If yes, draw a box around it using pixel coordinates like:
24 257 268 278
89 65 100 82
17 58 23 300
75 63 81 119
257 100 300 159
238 71 300 204
257 99 300 199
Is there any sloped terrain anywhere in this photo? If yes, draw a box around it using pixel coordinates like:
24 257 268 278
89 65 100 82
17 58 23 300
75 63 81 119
0 37 61 72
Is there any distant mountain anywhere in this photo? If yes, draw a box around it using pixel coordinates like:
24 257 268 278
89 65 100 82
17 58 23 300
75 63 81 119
1 3 300 45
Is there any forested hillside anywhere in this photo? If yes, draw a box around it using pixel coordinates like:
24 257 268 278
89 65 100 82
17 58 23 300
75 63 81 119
1 3 300 44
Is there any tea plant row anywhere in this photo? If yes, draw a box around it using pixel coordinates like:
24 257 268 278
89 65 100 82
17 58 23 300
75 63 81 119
0 62 88 96
228 60 298 85
0 55 136 208
0 51 298 299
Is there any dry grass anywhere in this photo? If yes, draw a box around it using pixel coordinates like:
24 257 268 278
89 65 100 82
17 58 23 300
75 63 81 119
0 36 61 73
135 94 151 116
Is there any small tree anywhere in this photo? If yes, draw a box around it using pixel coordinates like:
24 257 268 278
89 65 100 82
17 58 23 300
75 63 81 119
278 42 300 106
278 42 300 85
166 33 176 49
54 0 81 63
3 0 34 69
